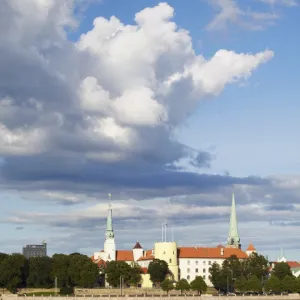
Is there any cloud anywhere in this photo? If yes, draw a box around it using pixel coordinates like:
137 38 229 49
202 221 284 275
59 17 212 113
0 0 282 256
3 178 300 258
0 0 273 197
257 0 298 6
205 0 294 31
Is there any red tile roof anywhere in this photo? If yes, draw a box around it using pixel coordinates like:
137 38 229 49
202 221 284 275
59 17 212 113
271 261 300 269
137 249 154 261
116 250 134 261
178 247 248 259
246 243 256 251
133 242 143 249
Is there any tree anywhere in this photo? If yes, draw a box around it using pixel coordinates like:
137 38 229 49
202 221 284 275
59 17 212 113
68 253 98 287
234 276 247 293
242 253 269 280
272 262 293 280
265 275 281 293
190 276 207 295
27 256 53 288
281 275 296 293
0 254 28 293
209 262 224 291
128 264 142 287
246 275 262 292
52 254 70 287
161 279 173 295
105 261 132 287
175 279 190 295
294 276 300 293
148 259 169 287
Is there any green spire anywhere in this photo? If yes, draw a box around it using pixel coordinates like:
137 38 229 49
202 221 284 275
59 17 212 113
227 192 240 248
105 193 114 239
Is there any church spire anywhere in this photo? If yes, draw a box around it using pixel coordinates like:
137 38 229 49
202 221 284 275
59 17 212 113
104 193 116 261
105 193 114 239
226 190 241 249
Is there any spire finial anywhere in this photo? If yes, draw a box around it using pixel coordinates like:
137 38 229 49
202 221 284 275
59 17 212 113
108 193 112 207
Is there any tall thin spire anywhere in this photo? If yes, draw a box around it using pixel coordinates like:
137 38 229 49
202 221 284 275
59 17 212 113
226 189 241 249
105 193 114 239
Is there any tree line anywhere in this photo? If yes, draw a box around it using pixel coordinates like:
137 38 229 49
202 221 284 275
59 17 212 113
209 252 300 294
0 252 99 293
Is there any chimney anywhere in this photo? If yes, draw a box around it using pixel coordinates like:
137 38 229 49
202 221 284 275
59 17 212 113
221 248 224 256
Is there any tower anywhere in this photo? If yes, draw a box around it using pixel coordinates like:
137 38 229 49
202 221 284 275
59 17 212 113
154 242 179 282
226 191 241 249
103 193 116 261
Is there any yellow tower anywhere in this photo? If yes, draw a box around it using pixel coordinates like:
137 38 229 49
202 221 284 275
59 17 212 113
154 242 179 282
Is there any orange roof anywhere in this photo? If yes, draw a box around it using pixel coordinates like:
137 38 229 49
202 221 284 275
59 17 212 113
247 243 256 251
140 267 148 274
288 261 300 268
178 247 248 259
137 249 154 261
116 250 134 261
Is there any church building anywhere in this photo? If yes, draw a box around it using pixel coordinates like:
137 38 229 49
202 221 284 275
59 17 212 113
92 192 256 287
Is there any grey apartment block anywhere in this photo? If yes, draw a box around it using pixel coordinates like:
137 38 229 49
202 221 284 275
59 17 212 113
23 241 47 259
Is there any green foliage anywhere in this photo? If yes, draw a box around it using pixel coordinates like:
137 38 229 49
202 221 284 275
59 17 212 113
0 252 99 292
27 257 53 288
68 253 99 288
272 262 293 280
294 276 300 293
105 260 133 287
234 276 247 292
148 259 169 286
128 264 142 287
161 278 174 294
190 276 207 295
242 253 269 279
265 275 281 293
209 262 224 291
175 279 190 295
281 275 296 293
59 286 74 295
246 275 262 292
209 253 270 292
0 253 28 293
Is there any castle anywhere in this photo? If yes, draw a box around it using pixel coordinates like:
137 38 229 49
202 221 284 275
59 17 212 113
91 193 256 287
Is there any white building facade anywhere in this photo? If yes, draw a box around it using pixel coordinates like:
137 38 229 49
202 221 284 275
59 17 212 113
92 193 256 287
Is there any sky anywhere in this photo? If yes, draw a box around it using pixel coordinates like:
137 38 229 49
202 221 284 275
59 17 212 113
0 0 300 261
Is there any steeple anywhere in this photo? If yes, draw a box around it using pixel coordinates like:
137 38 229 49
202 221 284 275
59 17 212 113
105 193 114 239
104 193 116 260
226 190 241 249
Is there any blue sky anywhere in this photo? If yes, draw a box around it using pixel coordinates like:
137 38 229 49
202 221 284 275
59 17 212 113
0 0 300 261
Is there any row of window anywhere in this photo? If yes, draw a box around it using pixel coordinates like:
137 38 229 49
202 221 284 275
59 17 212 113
187 268 207 273
186 260 216 265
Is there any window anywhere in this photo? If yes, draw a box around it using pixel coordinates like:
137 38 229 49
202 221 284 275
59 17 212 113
163 251 166 254
203 275 206 280
195 268 198 273
208 261 211 265
203 261 206 265
203 268 206 273
187 260 190 265
196 261 198 265
169 259 172 263
187 275 190 280
187 268 190 273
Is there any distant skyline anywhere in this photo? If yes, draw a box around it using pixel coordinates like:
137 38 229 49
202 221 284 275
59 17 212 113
0 0 300 260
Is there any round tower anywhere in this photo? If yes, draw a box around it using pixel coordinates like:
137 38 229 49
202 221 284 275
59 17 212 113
154 242 179 282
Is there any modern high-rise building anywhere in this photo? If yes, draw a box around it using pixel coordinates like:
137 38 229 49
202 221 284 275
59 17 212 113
22 241 47 259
